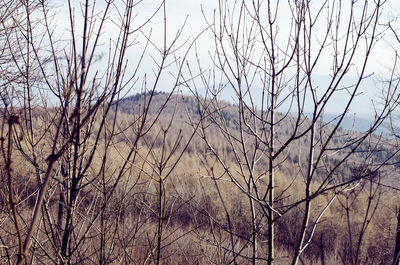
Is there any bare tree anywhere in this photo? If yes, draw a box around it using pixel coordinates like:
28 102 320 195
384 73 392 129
384 14 400 265
186 0 400 264
2 0 400 264
0 0 199 264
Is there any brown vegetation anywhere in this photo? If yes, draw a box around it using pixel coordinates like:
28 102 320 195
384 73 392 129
1 0 400 264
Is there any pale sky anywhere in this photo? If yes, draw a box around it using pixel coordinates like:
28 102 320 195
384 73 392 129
158 0 400 117
51 0 400 117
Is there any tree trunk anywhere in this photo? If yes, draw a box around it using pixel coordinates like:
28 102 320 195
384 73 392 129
393 207 400 265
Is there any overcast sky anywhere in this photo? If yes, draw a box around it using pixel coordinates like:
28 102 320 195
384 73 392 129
53 0 400 117
151 0 400 116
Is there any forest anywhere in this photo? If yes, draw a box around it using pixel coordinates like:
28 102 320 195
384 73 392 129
1 0 400 264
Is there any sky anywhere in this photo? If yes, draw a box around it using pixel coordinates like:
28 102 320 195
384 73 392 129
51 0 400 118
135 0 400 73
158 0 400 117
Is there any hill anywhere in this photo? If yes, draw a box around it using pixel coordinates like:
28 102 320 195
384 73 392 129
1 91 398 264
116 91 396 182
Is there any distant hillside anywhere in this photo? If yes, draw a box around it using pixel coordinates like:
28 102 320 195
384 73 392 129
115 92 397 185
2 91 398 265
315 112 390 134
